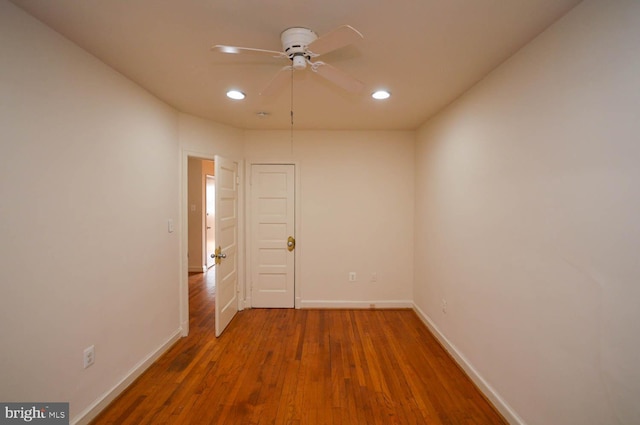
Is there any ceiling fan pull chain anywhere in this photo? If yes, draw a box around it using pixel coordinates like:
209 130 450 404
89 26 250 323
290 65 294 155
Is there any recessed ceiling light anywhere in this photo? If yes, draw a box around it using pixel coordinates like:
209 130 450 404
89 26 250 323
226 90 245 100
371 90 391 100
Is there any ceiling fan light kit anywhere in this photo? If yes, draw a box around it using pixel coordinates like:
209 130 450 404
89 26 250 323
291 55 307 70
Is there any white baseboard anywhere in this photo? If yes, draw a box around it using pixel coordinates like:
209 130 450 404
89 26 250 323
188 266 206 273
412 304 525 425
299 300 413 309
71 329 183 425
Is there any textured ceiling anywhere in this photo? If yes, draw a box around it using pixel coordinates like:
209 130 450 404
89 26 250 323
11 0 581 130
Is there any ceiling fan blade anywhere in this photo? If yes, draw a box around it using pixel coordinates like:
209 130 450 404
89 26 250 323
260 66 293 96
312 61 364 93
212 45 286 59
306 25 363 57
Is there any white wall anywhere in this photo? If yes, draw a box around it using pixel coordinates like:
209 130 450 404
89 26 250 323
179 113 244 159
0 1 180 422
245 130 415 307
414 0 640 424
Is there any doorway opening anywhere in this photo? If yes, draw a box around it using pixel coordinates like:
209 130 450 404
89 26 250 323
184 154 239 337
187 157 216 332
187 157 215 273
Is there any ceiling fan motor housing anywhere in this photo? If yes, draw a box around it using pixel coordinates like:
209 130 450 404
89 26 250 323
281 27 318 67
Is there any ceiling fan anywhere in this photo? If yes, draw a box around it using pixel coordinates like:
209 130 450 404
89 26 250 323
212 25 365 96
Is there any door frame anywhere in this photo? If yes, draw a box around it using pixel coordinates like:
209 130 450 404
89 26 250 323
245 160 302 309
180 149 245 337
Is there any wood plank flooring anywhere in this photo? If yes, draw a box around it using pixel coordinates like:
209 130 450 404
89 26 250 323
91 272 506 424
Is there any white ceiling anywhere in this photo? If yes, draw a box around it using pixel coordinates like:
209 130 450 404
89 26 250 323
11 0 581 130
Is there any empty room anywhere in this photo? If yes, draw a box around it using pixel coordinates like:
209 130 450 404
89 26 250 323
1 0 639 424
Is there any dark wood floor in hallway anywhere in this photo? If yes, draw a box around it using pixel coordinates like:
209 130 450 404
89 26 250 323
91 272 506 424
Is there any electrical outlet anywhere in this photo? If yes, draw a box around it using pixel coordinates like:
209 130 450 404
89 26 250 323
348 272 356 282
371 272 377 282
83 345 95 369
441 298 447 314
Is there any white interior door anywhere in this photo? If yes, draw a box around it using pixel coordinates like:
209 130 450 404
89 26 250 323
205 175 215 269
214 156 238 337
250 164 295 308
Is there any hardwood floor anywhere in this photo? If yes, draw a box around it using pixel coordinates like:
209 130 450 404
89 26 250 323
91 272 506 424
